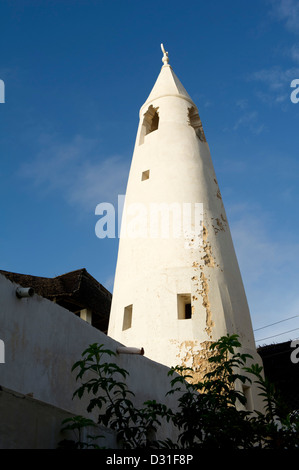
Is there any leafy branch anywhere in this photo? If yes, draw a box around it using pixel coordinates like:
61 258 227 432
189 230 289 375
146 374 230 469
59 335 299 450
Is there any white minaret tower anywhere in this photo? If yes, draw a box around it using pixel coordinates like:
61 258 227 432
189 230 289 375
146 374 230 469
108 46 262 400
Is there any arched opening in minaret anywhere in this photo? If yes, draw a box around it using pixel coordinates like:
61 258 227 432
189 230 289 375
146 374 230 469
188 106 206 142
139 105 159 145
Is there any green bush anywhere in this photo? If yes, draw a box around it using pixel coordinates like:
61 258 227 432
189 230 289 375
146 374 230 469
59 334 299 449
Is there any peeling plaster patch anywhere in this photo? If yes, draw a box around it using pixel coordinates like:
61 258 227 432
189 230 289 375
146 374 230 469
191 268 200 309
177 340 217 384
199 272 214 338
202 226 215 267
212 214 228 236
216 218 224 231
202 253 214 266
191 225 215 337
221 214 227 224
213 217 226 235
214 178 222 200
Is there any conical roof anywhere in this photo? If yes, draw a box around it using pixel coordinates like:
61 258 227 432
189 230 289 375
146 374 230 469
142 45 195 109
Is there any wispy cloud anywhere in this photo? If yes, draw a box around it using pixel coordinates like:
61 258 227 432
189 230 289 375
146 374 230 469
236 99 249 110
19 133 130 211
227 201 299 344
232 110 265 134
230 212 277 283
248 65 299 105
104 274 115 292
251 66 299 90
249 1 299 107
269 0 299 34
290 44 299 63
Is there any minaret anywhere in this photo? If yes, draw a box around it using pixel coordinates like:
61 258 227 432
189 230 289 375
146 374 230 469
108 45 262 395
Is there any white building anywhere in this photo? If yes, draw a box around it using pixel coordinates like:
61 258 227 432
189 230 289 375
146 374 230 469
0 47 266 448
0 271 178 448
108 45 264 407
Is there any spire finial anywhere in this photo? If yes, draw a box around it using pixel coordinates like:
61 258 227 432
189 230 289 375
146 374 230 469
161 43 169 66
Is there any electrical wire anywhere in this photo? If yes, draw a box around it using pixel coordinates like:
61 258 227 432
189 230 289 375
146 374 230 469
254 315 299 332
256 327 299 343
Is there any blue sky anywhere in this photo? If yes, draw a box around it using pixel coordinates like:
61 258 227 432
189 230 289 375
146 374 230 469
1 0 299 347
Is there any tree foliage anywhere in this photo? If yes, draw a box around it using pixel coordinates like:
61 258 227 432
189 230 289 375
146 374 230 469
59 335 299 449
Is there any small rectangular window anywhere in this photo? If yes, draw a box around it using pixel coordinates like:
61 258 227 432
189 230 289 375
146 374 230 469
80 308 92 324
123 304 133 330
141 170 150 181
185 303 192 319
242 385 253 411
177 294 192 319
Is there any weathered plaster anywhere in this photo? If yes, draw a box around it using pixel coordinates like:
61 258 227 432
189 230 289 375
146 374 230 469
175 340 216 385
0 273 179 446
107 52 265 413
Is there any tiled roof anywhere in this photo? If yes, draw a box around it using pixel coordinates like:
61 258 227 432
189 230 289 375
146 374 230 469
258 341 299 413
0 268 111 333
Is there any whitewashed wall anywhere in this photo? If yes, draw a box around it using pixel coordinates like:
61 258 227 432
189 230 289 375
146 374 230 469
0 273 178 448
